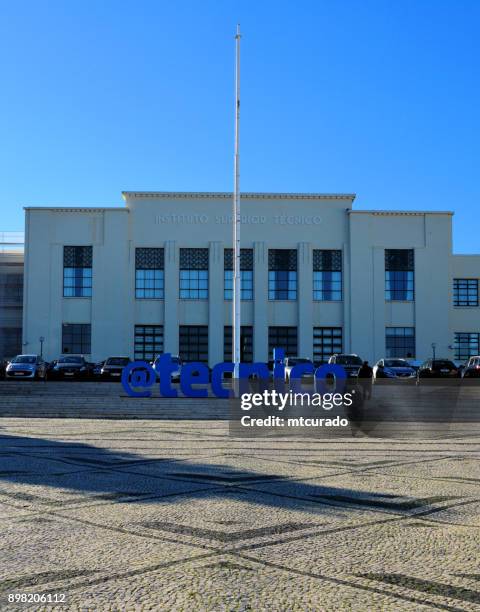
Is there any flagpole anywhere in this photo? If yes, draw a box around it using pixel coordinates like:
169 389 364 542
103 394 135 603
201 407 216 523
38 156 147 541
233 24 241 380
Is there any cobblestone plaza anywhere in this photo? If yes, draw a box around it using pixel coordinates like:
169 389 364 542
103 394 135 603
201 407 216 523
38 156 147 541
1 406 480 611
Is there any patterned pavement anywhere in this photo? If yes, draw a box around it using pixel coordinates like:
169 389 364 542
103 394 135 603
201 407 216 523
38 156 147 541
1 416 480 611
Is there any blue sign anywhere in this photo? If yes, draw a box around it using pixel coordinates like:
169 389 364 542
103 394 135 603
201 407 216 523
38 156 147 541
122 351 348 398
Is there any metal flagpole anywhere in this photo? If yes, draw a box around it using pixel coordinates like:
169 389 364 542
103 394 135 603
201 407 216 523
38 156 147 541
233 24 241 380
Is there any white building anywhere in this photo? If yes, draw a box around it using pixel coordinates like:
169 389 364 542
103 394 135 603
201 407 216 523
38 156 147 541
0 233 24 359
20 191 480 366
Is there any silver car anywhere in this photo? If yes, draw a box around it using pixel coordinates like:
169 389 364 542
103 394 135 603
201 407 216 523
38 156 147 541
5 354 48 380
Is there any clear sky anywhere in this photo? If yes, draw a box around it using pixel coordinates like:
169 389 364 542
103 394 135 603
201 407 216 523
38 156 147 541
0 0 478 253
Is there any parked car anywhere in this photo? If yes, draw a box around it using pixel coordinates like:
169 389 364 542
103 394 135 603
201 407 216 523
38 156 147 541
405 359 423 372
417 359 461 379
51 355 92 379
462 356 480 378
101 356 132 380
453 360 466 376
284 357 314 383
328 354 363 378
5 354 48 380
92 360 105 378
152 355 182 382
373 358 416 381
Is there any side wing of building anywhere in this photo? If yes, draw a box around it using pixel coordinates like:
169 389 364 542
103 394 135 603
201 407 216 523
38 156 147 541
0 242 24 360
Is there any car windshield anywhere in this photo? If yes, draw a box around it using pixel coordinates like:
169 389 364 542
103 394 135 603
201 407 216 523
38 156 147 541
288 358 311 366
336 356 362 366
106 358 130 366
59 357 84 364
432 360 455 368
384 359 409 368
12 356 36 364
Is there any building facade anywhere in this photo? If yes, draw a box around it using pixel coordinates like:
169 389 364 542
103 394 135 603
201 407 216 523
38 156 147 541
19 192 480 366
0 233 24 359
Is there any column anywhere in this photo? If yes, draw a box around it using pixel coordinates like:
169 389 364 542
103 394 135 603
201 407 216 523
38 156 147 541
372 246 386 361
297 242 313 359
253 241 268 362
208 241 224 367
163 240 179 355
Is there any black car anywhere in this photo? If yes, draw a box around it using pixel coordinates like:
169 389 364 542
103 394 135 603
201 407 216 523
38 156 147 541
462 356 480 378
417 359 461 379
100 357 131 380
51 355 92 379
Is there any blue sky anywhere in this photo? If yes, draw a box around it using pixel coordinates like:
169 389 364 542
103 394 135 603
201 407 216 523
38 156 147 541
0 0 478 253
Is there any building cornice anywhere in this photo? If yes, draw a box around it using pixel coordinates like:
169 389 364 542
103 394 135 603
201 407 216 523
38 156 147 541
24 207 127 212
348 210 454 216
121 191 356 201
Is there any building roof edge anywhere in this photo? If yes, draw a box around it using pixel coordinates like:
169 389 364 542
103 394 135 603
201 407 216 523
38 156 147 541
348 210 454 216
121 191 356 201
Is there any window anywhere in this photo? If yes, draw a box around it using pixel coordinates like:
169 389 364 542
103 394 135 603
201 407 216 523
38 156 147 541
268 249 297 300
224 249 254 300
454 332 480 362
385 327 415 358
313 327 343 364
63 246 92 297
0 327 22 358
179 249 209 299
453 279 478 307
134 325 164 361
135 248 164 299
224 326 253 362
385 249 414 301
62 323 91 354
313 250 342 301
179 325 208 363
0 274 23 307
268 326 298 358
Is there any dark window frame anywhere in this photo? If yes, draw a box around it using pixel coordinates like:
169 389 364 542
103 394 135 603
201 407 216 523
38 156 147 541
385 249 415 302
385 327 415 358
313 250 343 302
63 246 93 298
134 325 164 361
313 327 343 364
453 279 479 307
268 249 298 301
0 273 23 307
224 326 253 363
179 248 209 300
268 326 298 358
454 332 480 361
135 248 165 300
61 323 91 355
179 325 209 363
224 248 254 301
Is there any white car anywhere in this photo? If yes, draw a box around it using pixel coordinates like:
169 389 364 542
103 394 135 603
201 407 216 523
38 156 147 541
152 355 183 382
